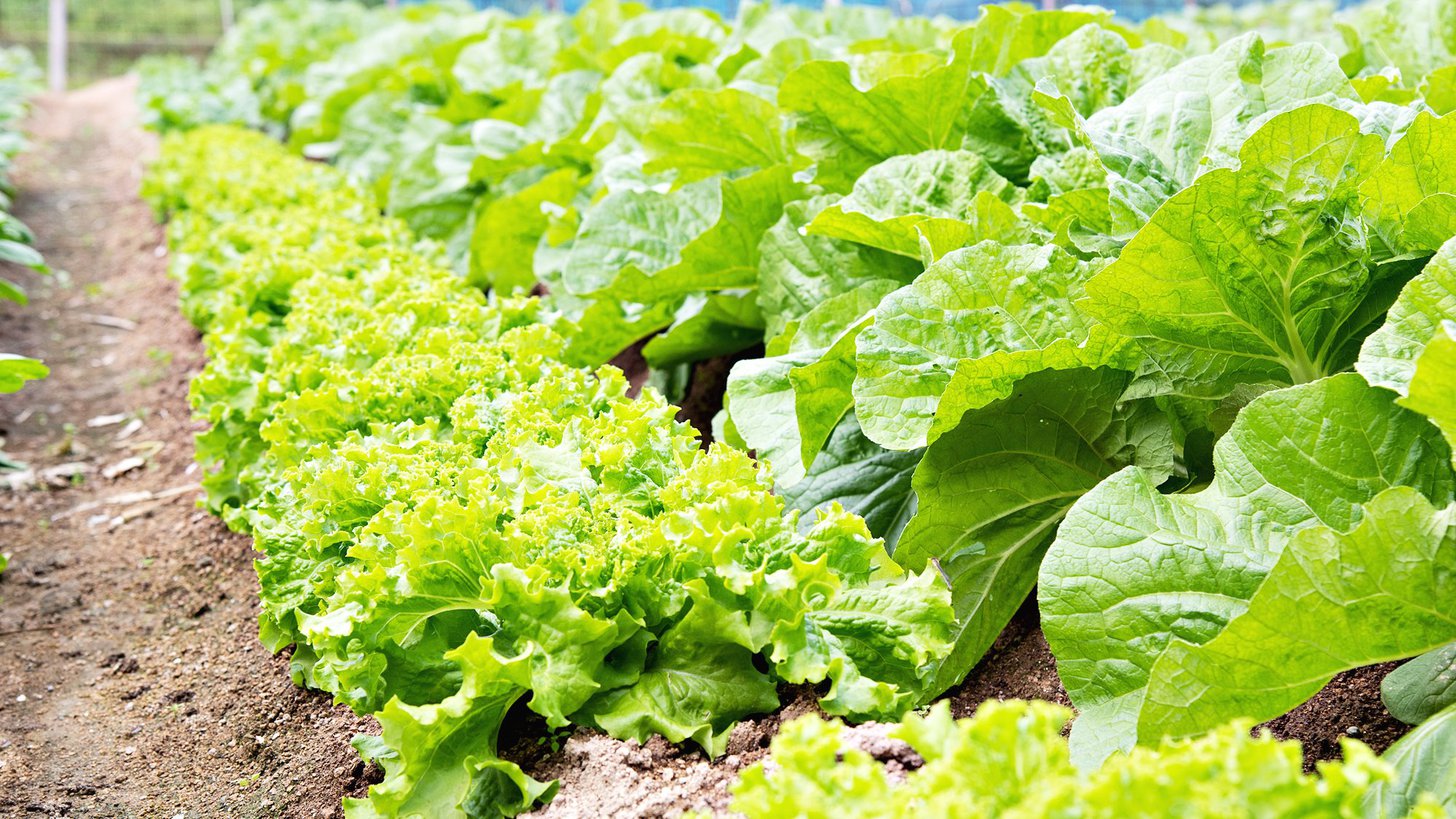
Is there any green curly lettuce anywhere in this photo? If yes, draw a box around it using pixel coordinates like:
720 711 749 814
727 699 1449 819
149 124 955 819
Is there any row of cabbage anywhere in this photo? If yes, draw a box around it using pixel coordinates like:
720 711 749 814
0 47 46 399
141 0 1456 815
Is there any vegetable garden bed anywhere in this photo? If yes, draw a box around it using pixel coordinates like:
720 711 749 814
3 0 1456 815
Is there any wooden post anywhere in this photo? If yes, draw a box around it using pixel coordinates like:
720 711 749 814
46 0 65 93
220 0 235 32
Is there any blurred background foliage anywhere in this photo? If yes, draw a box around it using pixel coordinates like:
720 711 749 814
0 0 1368 87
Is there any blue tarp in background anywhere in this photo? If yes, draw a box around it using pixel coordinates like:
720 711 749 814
398 0 1199 21
396 0 1369 21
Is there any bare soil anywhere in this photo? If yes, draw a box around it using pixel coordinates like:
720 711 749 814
0 78 372 819
0 79 1414 819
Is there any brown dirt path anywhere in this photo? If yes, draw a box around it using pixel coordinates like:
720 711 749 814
0 78 370 819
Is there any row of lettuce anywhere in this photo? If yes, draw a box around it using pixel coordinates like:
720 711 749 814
140 0 1456 815
145 126 953 817
0 48 46 399
724 701 1451 818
